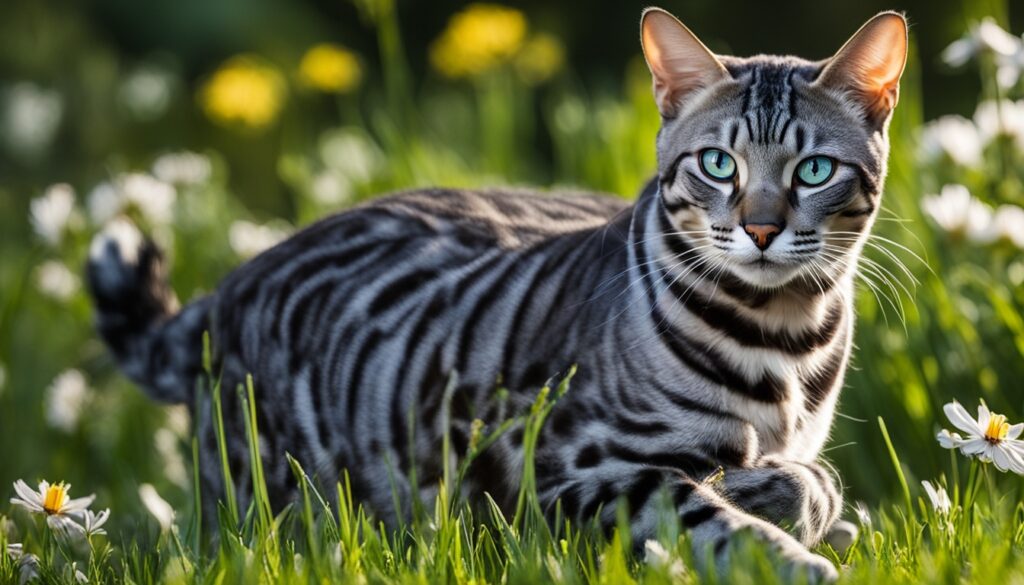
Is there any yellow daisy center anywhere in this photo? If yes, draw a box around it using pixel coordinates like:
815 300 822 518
42 482 69 515
984 413 1010 443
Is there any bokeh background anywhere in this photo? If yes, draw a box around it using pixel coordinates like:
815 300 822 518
1 0 1023 538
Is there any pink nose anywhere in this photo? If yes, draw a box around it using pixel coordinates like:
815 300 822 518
744 223 782 250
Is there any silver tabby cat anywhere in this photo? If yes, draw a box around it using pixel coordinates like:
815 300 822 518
87 8 907 582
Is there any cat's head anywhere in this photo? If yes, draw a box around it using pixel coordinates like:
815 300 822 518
640 8 907 289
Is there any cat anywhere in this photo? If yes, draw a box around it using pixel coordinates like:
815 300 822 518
87 7 907 582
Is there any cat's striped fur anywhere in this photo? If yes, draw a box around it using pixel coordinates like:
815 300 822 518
87 8 908 582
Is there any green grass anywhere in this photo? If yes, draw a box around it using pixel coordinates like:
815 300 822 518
3 371 1024 584
1 1 1024 583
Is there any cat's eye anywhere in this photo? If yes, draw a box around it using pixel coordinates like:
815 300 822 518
699 149 737 182
795 156 835 187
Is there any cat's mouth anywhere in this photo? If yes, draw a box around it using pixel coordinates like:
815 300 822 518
727 255 804 288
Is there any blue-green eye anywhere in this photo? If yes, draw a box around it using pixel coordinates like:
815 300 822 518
699 149 737 182
795 156 835 186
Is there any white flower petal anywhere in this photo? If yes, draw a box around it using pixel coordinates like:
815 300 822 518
922 481 938 504
138 484 174 532
944 401 982 436
999 443 1024 475
991 445 1013 472
47 514 86 543
942 38 974 67
44 370 90 434
960 437 989 455
62 494 96 515
1004 439 1024 458
976 19 1022 56
12 480 43 507
937 429 964 449
918 116 983 167
921 480 952 514
17 552 40 584
9 499 43 514
977 403 991 430
854 501 872 526
6 543 23 561
1006 422 1024 441
82 508 110 536
29 184 76 247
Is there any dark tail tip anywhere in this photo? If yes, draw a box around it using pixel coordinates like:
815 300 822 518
87 219 192 401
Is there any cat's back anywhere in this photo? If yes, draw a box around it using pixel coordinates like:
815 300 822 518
225 187 628 280
346 187 629 249
212 187 631 356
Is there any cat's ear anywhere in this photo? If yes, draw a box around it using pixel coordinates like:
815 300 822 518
640 7 729 117
817 12 908 124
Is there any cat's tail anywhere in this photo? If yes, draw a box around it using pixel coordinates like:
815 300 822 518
86 218 210 404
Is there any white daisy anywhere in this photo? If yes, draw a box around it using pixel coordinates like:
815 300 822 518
974 99 1024 151
942 18 1021 67
319 127 383 184
163 405 191 439
228 220 290 259
71 561 87 584
44 369 90 433
10 480 96 541
311 170 353 206
34 260 79 302
138 484 174 532
29 184 76 247
155 428 189 488
921 184 996 242
16 551 40 584
80 508 110 537
1 82 63 159
152 151 212 186
120 173 176 225
643 539 686 578
6 543 22 558
86 181 123 225
993 205 1024 249
853 501 872 528
996 39 1024 88
937 401 1024 474
921 480 952 515
918 115 983 168
117 65 176 122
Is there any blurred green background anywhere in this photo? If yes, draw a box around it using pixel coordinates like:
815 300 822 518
1 0 1023 539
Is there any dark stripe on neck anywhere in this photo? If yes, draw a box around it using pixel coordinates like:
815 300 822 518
661 275 845 355
650 303 787 402
802 338 849 412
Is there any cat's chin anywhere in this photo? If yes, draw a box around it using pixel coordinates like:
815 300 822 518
729 259 804 289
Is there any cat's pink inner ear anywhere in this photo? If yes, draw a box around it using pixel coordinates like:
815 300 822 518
641 8 728 117
819 12 908 121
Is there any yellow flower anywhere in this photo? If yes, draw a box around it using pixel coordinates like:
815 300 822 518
430 4 527 79
298 43 362 94
199 55 286 130
514 33 565 85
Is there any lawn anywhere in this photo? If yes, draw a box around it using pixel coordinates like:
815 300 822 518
1 1 1023 583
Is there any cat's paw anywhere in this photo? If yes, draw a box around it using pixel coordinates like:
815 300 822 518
825 519 858 557
785 551 839 584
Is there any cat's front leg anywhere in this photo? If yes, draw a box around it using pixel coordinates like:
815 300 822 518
717 456 842 546
539 465 838 583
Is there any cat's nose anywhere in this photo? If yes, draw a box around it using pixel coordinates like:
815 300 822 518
744 223 782 251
